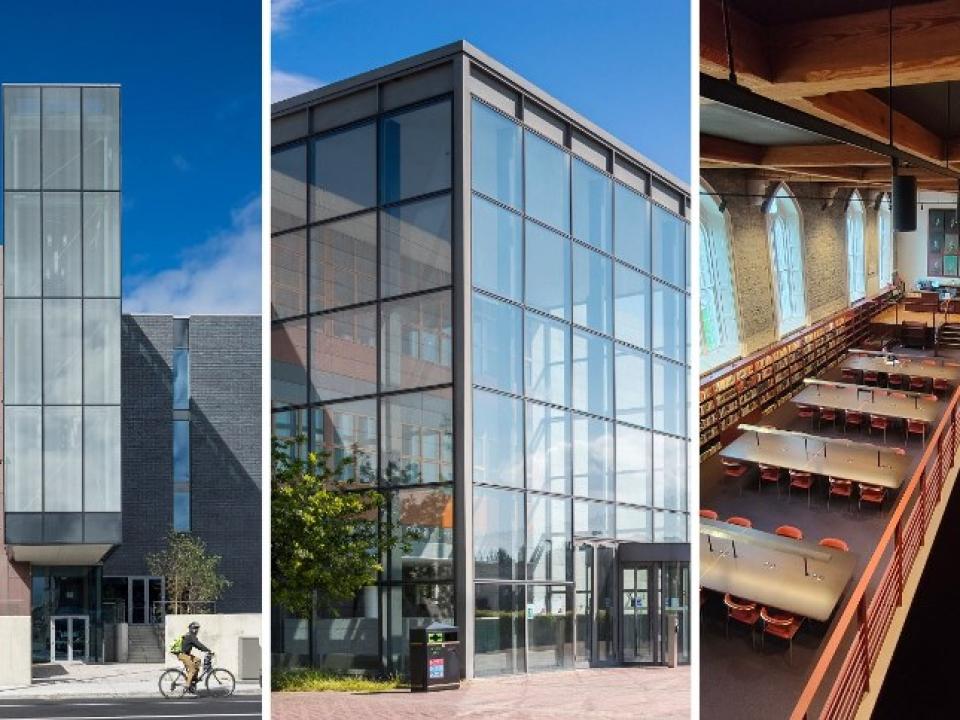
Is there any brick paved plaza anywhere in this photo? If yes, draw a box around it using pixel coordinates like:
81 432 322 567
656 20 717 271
272 666 690 719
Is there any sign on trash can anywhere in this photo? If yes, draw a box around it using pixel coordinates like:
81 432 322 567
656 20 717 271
410 622 460 692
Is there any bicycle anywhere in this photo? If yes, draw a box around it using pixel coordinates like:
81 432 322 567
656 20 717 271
159 652 236 698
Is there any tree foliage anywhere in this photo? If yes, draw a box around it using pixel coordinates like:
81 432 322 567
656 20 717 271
146 530 232 614
271 437 413 619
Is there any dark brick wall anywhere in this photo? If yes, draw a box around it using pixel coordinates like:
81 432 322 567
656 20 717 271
104 315 261 614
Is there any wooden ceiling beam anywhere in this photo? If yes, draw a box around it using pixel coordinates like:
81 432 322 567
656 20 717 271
700 134 765 166
761 144 888 167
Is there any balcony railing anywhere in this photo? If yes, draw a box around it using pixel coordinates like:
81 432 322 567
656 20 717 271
791 386 960 719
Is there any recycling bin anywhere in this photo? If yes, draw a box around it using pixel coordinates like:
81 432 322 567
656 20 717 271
410 622 460 692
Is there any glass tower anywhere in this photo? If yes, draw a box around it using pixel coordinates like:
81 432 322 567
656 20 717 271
271 43 690 678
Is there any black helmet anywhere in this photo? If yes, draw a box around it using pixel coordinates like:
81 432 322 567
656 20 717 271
188 621 200 631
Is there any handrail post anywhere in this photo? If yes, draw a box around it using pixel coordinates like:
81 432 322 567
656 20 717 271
895 520 904 607
858 595 871 692
936 435 944 504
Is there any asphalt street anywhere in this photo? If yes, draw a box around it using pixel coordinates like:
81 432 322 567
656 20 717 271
0 695 261 720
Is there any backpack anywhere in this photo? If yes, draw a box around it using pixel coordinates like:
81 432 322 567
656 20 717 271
170 636 183 655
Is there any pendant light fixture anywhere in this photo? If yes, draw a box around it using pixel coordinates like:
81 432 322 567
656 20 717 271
888 0 917 231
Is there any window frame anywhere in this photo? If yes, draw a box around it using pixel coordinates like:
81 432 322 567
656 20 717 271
765 184 807 337
699 183 741 370
846 190 866 303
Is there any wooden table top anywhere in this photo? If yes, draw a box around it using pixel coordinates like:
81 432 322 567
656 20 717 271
792 383 940 424
843 355 960 382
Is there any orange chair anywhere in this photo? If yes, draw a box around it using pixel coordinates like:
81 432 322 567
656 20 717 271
724 594 760 647
869 414 889 443
699 509 719 520
818 407 838 431
758 464 781 495
863 370 879 386
726 516 752 528
887 373 903 389
819 537 849 552
859 483 887 513
909 375 928 392
796 404 816 429
906 419 927 446
760 607 804 664
844 410 864 434
722 458 748 494
827 477 853 511
788 470 813 507
775 525 803 540
933 378 950 396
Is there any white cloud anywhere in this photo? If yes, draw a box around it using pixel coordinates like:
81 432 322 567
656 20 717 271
272 0 305 32
123 198 262 316
272 69 324 103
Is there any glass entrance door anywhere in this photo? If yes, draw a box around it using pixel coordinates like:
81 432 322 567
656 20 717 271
573 542 618 666
662 562 690 664
128 576 164 623
573 544 593 666
622 564 655 662
50 616 88 662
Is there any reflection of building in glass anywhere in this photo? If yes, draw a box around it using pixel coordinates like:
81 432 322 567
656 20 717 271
271 42 691 678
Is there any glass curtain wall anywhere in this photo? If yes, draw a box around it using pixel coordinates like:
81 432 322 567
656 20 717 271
470 98 690 675
270 95 455 675
3 85 121 547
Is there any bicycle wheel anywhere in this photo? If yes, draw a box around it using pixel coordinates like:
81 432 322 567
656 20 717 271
159 668 189 699
205 667 236 697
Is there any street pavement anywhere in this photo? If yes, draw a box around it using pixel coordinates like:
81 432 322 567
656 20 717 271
0 695 262 719
273 666 690 720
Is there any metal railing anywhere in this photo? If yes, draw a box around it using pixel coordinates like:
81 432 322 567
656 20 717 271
151 600 218 621
791 386 960 719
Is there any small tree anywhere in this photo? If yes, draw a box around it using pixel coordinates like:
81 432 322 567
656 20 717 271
147 530 232 615
271 437 412 619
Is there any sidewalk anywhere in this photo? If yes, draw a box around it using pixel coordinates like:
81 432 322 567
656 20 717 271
0 663 261 699
273 666 690 720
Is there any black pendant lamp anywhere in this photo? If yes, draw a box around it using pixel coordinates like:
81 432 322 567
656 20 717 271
888 1 918 231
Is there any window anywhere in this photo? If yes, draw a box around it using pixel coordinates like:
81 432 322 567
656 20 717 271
574 500 614 538
525 220 570 320
615 345 650 427
652 205 685 287
617 505 651 542
313 399 377 484
474 486 525 579
878 195 893 287
385 486 454 580
43 300 82 404
272 143 307 233
311 122 376 222
44 407 82 511
524 130 570 233
473 293 522 394
42 87 81 189
380 290 452 392
699 187 740 370
172 419 191 532
83 192 121 296
847 191 866 302
653 358 685 436
524 313 570 407
653 433 687 511
4 299 42 404
472 100 522 209
652 280 685 363
43 192 82 297
614 263 649 348
381 388 453 486
380 100 452 204
3 86 41 190
615 183 650 270
572 159 612 252
472 195 522 301
572 244 612 334
473 390 524 488
84 299 121 404
766 186 806 336
572 331 613 417
4 407 42 511
616 424 650 506
309 212 376 312
271 319 308 407
380 194 451 298
526 402 570 495
5 192 41 296
82 87 120 191
572 414 614 501
527 495 570 582
272 231 306 319
310 306 377 401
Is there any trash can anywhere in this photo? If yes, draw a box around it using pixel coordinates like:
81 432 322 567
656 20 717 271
409 622 460 692
664 610 679 668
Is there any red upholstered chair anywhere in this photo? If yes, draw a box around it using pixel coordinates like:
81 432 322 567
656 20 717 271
788 470 813 507
758 464 781 495
775 525 803 541
796 404 816 429
827 478 853 511
722 458 748 494
818 407 838 431
699 509 719 520
844 410 864 434
906 419 927 446
859 483 887 513
869 414 889 443
724 594 761 647
819 537 849 552
863 370 879 386
909 375 928 392
933 378 950 397
760 607 804 664
841 367 860 383
887 373 903 389
726 516 752 528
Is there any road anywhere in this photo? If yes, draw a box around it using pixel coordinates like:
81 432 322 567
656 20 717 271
0 695 261 720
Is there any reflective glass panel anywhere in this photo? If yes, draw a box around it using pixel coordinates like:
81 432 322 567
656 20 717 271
474 583 525 676
654 433 687 511
474 486 525 580
3 86 41 190
615 184 650 270
572 331 612 417
43 192 82 297
472 292 522 393
652 205 685 287
525 221 570 319
381 194 451 298
472 195 521 301
271 231 306 319
572 159 612 251
312 399 377 485
615 344 650 427
572 414 614 501
44 407 82 511
617 505 652 542
653 359 685 436
471 100 521 208
311 122 376 221
473 390 524 488
84 406 120 512
271 319 308 407
309 211 376 312
310 306 377 401
4 299 42 404
4 406 42 511
172 348 189 410
381 290 452 391
524 131 570 233
42 88 81 189
526 402 570 495
654 510 687 542
381 388 453 486
527 585 573 672
614 263 649 349
527 494 570 582
617 424 651 506
383 583 455 672
82 192 120 296
653 280 685 362
386 486 454 581
44 299 82 404
271 144 306 232
380 100 452 204
82 87 120 190
4 192 41 297
83 299 121 404
574 500 614 539
572 244 612 334
524 312 570 407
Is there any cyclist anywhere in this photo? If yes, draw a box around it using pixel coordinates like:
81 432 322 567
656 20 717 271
173 621 212 694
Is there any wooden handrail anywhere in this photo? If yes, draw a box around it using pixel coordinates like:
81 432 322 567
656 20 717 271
790 385 960 720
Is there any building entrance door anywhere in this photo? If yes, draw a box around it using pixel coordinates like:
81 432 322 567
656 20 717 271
50 616 89 662
621 564 657 662
573 541 619 667
128 577 164 624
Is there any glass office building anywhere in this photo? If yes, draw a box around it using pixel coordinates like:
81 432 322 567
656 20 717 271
271 42 691 678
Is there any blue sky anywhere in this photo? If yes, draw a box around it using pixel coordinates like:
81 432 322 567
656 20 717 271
0 1 262 314
272 0 691 182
